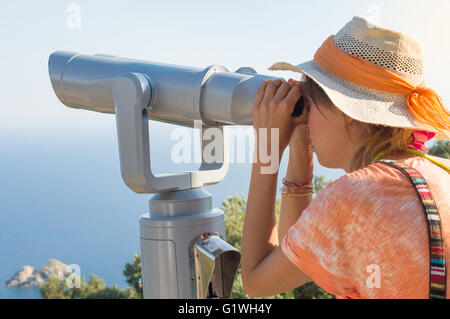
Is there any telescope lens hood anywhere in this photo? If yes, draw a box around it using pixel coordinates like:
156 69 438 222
48 51 80 105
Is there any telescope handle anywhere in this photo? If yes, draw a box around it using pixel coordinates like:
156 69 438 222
113 72 228 193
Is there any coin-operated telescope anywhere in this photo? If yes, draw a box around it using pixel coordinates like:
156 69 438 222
48 51 303 298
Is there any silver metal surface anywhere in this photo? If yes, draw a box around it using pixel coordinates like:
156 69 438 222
140 188 241 299
191 234 241 299
140 238 178 298
49 51 282 127
112 72 229 193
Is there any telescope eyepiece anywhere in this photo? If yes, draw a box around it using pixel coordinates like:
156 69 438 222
291 96 305 117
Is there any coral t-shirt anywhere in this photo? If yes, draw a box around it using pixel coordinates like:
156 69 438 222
281 155 450 299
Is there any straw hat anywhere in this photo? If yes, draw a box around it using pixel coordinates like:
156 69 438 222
268 16 448 140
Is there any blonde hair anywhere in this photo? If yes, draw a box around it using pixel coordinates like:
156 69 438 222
303 76 415 172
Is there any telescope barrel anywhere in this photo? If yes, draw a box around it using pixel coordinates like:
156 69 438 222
49 51 282 127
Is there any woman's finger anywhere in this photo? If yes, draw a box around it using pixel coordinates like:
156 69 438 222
281 84 303 113
261 79 284 106
254 81 269 109
272 81 292 104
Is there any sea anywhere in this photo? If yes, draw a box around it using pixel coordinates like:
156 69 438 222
0 121 360 299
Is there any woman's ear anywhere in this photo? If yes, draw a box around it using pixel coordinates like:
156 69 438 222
344 116 368 143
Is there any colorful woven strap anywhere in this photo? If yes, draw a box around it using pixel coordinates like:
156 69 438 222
376 159 447 299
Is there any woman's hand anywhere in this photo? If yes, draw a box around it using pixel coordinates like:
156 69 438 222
242 78 313 298
253 79 308 164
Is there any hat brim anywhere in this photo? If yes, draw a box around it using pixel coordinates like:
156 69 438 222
268 60 447 140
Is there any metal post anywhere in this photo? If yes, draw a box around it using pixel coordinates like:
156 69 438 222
140 188 239 299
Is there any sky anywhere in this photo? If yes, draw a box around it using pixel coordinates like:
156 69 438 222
1 0 449 133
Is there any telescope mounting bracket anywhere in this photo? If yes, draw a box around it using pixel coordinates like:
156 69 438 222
113 72 229 194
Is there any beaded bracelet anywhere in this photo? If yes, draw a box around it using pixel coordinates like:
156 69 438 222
281 191 314 198
282 176 314 189
280 185 314 198
281 176 315 198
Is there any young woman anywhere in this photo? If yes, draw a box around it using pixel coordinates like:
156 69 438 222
241 16 450 299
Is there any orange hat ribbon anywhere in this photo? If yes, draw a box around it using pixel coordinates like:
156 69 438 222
313 35 449 139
